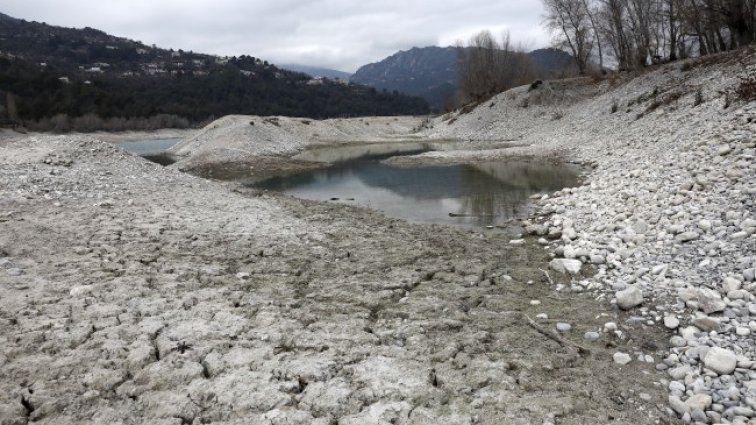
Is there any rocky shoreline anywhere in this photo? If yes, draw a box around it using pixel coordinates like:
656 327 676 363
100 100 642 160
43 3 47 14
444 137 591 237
442 50 756 424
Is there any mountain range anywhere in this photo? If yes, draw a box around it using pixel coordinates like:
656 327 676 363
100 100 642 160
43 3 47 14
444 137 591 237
0 12 428 130
351 47 576 111
0 11 579 129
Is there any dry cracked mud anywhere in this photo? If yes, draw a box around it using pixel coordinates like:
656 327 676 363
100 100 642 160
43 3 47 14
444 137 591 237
1 137 671 425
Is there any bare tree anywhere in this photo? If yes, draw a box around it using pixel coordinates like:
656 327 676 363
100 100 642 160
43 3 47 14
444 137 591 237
597 0 633 69
6 92 18 122
582 0 605 69
543 0 595 73
458 30 502 102
457 31 536 103
549 0 755 72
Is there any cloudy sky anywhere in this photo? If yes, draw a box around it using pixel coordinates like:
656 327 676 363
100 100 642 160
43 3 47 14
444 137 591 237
3 1 552 72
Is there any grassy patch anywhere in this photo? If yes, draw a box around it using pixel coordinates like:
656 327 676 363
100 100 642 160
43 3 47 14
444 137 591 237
644 91 683 114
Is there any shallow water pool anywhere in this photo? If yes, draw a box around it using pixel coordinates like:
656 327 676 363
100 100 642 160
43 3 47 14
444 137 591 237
252 143 580 229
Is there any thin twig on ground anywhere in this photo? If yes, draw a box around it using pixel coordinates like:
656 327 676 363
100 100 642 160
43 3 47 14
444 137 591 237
539 268 554 285
524 314 590 355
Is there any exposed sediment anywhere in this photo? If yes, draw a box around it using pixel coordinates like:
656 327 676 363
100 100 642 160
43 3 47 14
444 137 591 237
1 137 669 424
1 47 755 424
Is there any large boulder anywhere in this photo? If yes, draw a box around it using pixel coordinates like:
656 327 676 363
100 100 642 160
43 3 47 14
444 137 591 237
549 259 582 275
703 347 737 375
697 288 726 314
616 286 644 310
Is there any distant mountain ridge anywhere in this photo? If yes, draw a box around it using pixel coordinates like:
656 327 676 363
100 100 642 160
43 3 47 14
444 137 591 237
279 64 352 80
351 47 459 112
351 46 576 111
0 13 428 129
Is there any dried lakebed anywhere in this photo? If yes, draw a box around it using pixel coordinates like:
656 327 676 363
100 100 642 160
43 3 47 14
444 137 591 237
0 137 672 424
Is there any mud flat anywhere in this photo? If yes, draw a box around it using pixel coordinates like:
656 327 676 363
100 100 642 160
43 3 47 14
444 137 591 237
0 136 672 424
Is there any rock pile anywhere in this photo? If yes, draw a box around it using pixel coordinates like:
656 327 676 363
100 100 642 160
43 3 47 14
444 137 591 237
512 75 756 423
426 48 756 424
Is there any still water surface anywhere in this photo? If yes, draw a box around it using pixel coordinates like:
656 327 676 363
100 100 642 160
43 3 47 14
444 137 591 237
118 138 180 165
117 138 180 155
254 143 580 229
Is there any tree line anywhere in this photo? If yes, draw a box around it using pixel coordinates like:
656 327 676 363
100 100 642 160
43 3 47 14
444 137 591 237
457 31 541 104
542 0 756 73
454 1 753 104
0 57 429 132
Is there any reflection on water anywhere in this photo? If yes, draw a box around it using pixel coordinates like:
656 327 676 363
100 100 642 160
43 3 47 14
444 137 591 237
253 145 580 229
293 141 434 163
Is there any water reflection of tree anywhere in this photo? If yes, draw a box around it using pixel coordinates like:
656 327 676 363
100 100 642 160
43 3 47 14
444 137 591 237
253 155 579 227
458 161 579 226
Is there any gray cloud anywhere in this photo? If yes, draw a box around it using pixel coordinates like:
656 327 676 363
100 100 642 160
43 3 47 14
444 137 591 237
3 0 550 72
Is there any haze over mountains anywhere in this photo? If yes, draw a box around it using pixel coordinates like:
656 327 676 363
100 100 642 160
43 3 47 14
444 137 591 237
279 47 577 112
278 64 352 81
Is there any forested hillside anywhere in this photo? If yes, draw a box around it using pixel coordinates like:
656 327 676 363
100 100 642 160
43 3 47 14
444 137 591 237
351 46 575 111
0 13 428 131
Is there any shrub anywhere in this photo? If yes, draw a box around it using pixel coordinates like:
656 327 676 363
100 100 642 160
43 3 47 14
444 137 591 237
263 117 280 126
736 77 756 102
693 89 703 107
610 100 618 114
588 70 604 83
644 91 682 114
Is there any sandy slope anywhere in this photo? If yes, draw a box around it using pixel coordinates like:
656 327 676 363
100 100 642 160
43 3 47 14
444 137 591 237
168 115 428 172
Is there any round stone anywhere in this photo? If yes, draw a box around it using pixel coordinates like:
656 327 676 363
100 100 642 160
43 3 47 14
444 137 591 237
583 331 600 341
616 285 643 310
613 352 632 365
703 347 737 375
664 316 680 329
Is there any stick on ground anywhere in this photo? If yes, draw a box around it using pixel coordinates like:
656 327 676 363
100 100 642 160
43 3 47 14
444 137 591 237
524 314 590 355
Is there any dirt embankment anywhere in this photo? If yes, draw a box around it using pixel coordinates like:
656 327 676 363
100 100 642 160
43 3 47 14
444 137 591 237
167 115 429 177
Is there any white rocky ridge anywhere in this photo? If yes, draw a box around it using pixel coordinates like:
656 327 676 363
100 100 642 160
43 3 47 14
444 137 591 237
168 115 426 171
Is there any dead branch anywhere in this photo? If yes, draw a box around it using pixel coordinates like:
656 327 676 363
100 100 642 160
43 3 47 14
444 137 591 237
539 268 554 285
524 314 590 355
